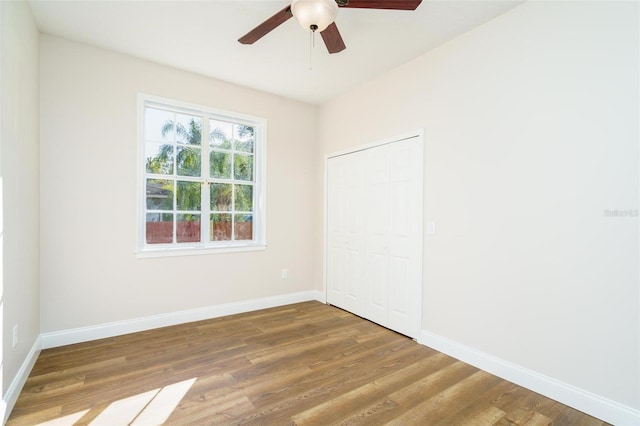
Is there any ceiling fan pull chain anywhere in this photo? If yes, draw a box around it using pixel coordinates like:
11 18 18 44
312 25 317 48
309 29 313 70
309 24 319 70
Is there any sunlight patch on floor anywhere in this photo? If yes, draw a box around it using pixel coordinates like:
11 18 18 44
90 389 159 425
34 377 196 426
131 377 197 425
37 409 90 426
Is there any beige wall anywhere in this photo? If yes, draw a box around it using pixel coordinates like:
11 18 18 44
1 0 41 402
319 0 638 412
39 36 319 332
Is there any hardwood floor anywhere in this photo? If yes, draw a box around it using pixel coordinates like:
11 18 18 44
8 302 608 425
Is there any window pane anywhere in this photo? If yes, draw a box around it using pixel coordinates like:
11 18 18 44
177 214 200 243
145 143 174 175
234 125 254 153
234 154 253 181
146 213 173 244
234 214 253 240
210 120 232 149
176 146 201 177
211 183 232 211
146 179 173 210
235 184 253 212
210 214 231 241
176 181 201 211
210 151 231 179
175 114 202 145
145 108 174 141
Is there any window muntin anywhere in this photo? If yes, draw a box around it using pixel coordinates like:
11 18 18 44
139 96 265 255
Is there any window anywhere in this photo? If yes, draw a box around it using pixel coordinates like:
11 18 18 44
137 95 266 256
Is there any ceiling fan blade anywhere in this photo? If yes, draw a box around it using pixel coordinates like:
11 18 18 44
340 0 422 10
238 5 293 45
321 22 346 54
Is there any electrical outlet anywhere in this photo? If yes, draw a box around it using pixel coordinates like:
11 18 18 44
281 269 288 279
12 325 18 348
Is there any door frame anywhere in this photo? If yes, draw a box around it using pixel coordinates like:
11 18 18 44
323 129 424 338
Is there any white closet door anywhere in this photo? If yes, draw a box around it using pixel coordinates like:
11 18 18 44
363 145 390 326
327 156 348 307
326 152 365 317
327 135 423 339
386 138 423 337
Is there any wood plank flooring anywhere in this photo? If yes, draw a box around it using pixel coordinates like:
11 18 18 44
7 302 609 425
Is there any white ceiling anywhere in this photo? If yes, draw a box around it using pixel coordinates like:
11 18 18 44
28 0 524 105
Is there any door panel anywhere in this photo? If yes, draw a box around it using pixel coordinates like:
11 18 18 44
364 145 390 324
328 247 346 301
388 256 411 334
368 252 388 324
327 152 365 316
343 153 365 316
388 139 422 337
327 157 347 306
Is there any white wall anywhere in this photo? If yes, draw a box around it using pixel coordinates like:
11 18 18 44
319 0 639 419
39 36 319 333
0 0 41 412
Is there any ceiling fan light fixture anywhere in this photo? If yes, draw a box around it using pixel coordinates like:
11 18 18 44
291 0 339 32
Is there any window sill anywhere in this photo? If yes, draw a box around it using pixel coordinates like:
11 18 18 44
136 243 267 259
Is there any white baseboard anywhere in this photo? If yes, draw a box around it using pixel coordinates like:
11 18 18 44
2 336 41 424
41 290 324 349
419 330 640 426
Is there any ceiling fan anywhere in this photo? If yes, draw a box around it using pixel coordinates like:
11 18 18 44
238 0 423 54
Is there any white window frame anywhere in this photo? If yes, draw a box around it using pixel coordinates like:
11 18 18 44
136 94 267 258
